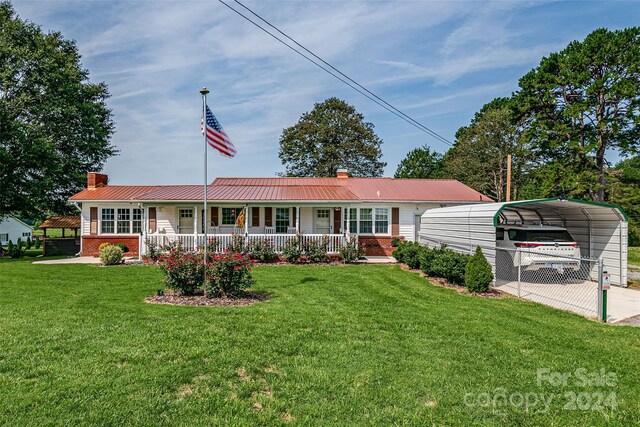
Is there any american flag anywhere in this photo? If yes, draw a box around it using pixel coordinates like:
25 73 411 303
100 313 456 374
201 105 237 158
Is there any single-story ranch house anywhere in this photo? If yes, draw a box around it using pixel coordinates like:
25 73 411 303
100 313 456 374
70 170 492 257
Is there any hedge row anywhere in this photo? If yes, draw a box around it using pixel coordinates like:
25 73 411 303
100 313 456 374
392 241 493 292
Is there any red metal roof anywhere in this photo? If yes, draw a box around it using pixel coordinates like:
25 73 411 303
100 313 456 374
70 186 160 201
69 178 491 202
39 215 81 229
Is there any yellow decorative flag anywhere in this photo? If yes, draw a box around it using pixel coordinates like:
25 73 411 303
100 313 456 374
235 207 245 229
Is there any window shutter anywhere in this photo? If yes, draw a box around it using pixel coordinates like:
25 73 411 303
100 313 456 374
333 208 341 234
391 207 400 235
211 207 218 227
264 207 273 227
292 207 296 227
90 207 98 235
252 207 260 227
148 207 157 233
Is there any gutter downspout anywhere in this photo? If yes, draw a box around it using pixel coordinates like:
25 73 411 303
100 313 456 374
73 202 82 257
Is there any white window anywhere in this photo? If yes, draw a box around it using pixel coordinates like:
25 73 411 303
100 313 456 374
132 209 142 233
275 208 290 233
359 208 373 234
343 208 357 233
101 208 115 233
221 207 242 226
375 208 389 233
102 208 142 234
0 233 8 243
22 232 31 238
117 208 131 234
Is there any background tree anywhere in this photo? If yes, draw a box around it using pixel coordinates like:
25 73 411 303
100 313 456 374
0 1 116 217
607 156 640 245
440 98 530 202
516 27 640 202
394 145 442 178
278 97 385 177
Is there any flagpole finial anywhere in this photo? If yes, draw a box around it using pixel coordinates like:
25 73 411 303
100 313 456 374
199 87 210 95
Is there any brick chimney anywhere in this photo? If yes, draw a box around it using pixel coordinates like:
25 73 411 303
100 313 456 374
87 172 108 189
337 168 349 179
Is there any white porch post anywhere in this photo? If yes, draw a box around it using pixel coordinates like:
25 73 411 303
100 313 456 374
193 205 198 250
244 205 249 236
140 203 146 260
296 206 300 233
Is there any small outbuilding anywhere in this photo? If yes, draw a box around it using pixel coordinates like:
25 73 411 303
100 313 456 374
420 198 628 286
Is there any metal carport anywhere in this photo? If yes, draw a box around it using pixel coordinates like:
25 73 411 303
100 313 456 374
419 198 628 286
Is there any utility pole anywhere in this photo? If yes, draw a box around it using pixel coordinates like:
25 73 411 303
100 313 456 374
506 154 512 202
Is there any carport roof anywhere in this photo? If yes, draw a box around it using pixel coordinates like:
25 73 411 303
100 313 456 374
492 198 628 226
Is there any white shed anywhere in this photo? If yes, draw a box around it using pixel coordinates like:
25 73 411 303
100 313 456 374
0 216 33 246
419 198 628 286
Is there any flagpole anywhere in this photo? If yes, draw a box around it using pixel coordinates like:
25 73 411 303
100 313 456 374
200 87 210 268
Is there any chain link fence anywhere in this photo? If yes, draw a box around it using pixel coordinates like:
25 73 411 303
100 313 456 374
419 235 605 319
494 247 602 318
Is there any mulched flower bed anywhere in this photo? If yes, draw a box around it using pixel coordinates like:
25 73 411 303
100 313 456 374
145 289 269 307
398 263 504 298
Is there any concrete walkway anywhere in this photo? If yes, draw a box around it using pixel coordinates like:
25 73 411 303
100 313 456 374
32 256 138 265
359 256 397 264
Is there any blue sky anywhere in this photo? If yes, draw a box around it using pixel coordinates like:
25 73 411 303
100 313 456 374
12 0 640 185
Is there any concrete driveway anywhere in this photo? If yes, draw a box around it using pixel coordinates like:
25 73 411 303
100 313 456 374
495 279 640 323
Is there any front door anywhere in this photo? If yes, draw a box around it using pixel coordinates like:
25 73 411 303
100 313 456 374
178 208 194 234
315 209 331 234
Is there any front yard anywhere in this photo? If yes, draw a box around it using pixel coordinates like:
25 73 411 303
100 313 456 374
1 260 639 425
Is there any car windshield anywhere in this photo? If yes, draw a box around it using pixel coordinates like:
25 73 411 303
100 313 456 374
508 229 575 242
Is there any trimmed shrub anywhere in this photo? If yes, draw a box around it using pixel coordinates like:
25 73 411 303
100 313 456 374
465 246 493 293
248 238 277 263
145 239 161 262
393 241 423 269
430 246 470 285
34 236 41 249
227 234 247 254
25 237 32 250
303 236 329 263
391 236 402 247
340 237 364 263
158 246 204 295
418 246 441 277
115 243 128 253
98 242 112 253
7 240 25 258
204 252 254 297
282 235 303 263
99 244 123 265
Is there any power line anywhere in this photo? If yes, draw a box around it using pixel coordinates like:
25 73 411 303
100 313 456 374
218 0 454 147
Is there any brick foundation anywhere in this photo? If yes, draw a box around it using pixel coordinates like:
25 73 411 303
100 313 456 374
82 235 140 257
358 236 404 256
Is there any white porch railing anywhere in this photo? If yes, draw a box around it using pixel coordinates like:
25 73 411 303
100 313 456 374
144 233 348 254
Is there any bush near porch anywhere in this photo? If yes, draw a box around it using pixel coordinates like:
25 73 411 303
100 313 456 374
1 260 639 425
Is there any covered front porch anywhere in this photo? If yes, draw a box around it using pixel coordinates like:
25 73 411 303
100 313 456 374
143 204 364 254
145 233 348 254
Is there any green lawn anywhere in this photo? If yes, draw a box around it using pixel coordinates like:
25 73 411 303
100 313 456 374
628 246 640 266
1 260 639 425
